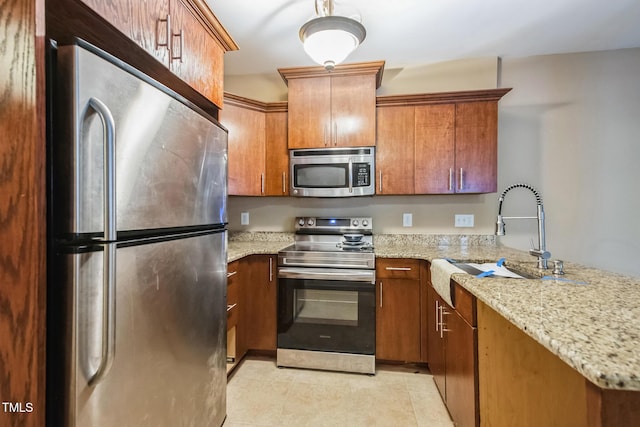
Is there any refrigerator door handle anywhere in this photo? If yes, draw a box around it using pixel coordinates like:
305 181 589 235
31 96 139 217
88 243 117 386
85 97 117 242
83 97 117 386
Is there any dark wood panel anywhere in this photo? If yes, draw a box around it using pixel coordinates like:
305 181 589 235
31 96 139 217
265 111 289 196
171 0 225 108
477 300 588 426
46 0 219 118
0 0 47 425
376 258 421 279
287 76 331 148
219 103 266 195
243 256 277 351
427 286 447 399
452 282 476 327
414 104 455 194
376 278 421 362
376 106 415 194
331 74 376 147
420 261 430 363
586 380 640 427
445 310 478 427
454 101 498 193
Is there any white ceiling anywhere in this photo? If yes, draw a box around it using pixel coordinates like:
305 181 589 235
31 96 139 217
210 0 640 77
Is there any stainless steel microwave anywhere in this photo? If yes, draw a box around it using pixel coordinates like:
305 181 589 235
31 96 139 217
289 147 375 197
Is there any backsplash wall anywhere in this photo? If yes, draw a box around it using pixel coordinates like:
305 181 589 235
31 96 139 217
228 194 499 235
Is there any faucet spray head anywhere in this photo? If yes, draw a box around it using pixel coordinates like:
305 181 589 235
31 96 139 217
496 215 506 236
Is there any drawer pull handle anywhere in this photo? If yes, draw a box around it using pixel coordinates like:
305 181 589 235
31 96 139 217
227 271 238 278
385 267 412 271
227 303 237 312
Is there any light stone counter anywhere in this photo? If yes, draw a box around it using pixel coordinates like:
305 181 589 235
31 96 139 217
228 232 294 263
228 232 640 391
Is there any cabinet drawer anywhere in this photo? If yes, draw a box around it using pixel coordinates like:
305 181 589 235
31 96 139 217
453 281 476 326
227 260 240 286
377 258 421 279
227 279 239 330
227 261 240 330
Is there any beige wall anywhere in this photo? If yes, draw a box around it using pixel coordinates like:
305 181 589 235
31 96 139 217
227 47 640 277
498 48 640 276
224 57 499 102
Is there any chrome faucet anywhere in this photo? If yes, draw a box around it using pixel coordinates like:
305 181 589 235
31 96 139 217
496 183 550 269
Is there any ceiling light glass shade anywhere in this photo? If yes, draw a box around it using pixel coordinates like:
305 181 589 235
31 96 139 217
299 16 366 70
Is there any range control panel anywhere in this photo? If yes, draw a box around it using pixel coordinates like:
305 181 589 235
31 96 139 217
294 217 373 234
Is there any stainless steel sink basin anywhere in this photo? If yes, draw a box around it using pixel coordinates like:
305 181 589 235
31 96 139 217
451 262 540 279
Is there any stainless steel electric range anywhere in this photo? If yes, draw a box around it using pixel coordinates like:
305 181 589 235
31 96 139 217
276 217 376 374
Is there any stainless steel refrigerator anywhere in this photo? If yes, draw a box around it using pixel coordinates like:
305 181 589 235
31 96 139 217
47 40 228 426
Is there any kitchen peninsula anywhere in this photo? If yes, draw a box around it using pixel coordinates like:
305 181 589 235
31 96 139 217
228 232 640 426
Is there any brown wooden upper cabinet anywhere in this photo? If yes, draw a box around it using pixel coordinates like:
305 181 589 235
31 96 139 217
79 0 237 108
376 89 511 195
279 61 385 149
220 94 289 196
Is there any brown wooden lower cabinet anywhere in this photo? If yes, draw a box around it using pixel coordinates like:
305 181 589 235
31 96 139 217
240 255 277 352
427 278 478 427
226 260 242 372
478 299 640 427
375 259 422 362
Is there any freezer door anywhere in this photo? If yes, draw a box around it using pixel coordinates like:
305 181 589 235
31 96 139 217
53 43 227 237
61 231 227 426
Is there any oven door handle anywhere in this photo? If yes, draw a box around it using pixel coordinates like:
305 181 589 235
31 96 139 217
278 267 376 284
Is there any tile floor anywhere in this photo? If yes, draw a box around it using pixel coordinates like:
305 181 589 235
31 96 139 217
224 356 454 427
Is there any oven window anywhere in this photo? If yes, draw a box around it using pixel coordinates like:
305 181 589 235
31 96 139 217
294 164 348 188
277 278 376 355
294 289 358 326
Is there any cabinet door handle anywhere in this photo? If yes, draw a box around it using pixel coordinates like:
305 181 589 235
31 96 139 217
348 159 353 193
156 15 170 49
282 172 286 194
385 267 412 271
268 257 273 282
440 306 451 338
227 303 237 312
324 124 329 147
333 122 337 146
379 281 383 308
260 173 265 195
379 171 383 193
171 29 184 62
226 271 237 278
435 300 440 332
448 168 453 191
459 168 464 191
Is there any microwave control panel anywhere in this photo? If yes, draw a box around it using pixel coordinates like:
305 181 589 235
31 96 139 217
353 163 370 187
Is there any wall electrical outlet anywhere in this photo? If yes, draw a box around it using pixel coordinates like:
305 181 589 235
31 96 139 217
240 212 250 225
403 213 413 227
454 214 474 228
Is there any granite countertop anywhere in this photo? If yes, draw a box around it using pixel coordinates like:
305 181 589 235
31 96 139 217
228 231 294 263
228 232 640 391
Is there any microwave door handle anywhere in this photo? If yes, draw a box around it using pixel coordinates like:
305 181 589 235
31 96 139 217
348 158 353 193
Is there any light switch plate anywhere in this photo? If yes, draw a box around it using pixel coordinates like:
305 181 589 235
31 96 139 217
454 214 474 227
403 213 413 227
241 212 250 225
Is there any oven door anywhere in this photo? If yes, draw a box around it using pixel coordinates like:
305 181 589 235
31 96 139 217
277 268 375 355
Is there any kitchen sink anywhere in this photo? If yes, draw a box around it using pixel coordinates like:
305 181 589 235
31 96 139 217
450 262 541 279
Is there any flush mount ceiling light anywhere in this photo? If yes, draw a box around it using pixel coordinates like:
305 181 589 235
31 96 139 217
299 0 366 71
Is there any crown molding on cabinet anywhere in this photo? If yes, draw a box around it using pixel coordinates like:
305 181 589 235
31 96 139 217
187 0 239 51
278 60 386 89
376 88 512 107
224 93 288 113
